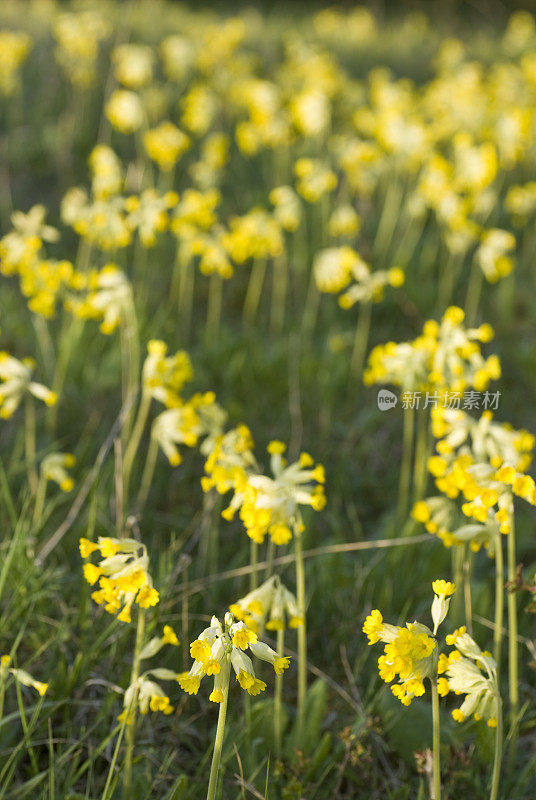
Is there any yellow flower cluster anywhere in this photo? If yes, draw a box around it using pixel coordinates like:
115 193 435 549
229 576 303 633
219 441 326 546
314 245 404 306
179 612 289 703
363 581 455 705
0 30 31 94
80 537 159 623
365 307 499 392
443 628 500 727
0 352 57 418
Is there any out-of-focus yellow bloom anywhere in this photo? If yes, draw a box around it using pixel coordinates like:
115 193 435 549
269 186 302 232
0 352 57 418
41 452 76 492
230 575 303 633
223 209 283 263
125 189 177 247
143 122 190 171
54 11 110 87
65 265 133 334
112 43 154 89
294 158 337 203
0 30 32 95
105 90 144 134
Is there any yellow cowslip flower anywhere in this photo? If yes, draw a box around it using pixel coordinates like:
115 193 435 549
221 442 326 546
269 186 302 232
61 187 133 251
4 664 48 697
112 43 153 89
0 352 57 418
120 663 178 723
0 205 59 277
162 626 179 646
290 89 331 137
65 265 133 334
190 132 230 189
294 158 337 203
151 401 205 466
41 452 76 492
171 188 221 238
0 30 32 95
445 630 500 728
222 209 284 264
80 537 159 622
19 258 74 319
54 11 110 87
475 229 516 283
178 613 289 703
89 145 123 199
159 34 195 82
431 407 533 473
314 245 404 306
431 580 455 634
105 90 144 134
181 83 217 135
201 424 256 496
363 581 454 705
126 189 177 247
141 340 193 408
328 204 361 238
230 575 303 632
143 123 190 172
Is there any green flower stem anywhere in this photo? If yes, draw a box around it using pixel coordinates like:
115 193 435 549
0 670 6 724
137 434 158 511
174 247 195 341
494 532 504 670
489 697 503 800
270 254 287 335
350 301 372 382
452 545 464 625
413 410 430 507
122 392 151 509
274 627 285 758
24 397 38 494
243 258 267 328
397 405 415 526
465 261 483 326
507 513 519 762
463 548 474 636
101 722 126 800
294 530 307 748
206 655 230 800
123 607 146 800
206 273 224 345
32 472 47 529
120 303 140 448
430 675 441 800
249 539 258 592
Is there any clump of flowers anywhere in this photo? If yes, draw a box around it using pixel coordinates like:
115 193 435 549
229 575 303 632
178 612 290 701
220 440 326 545
118 625 180 724
0 352 57 418
444 627 500 727
363 580 455 705
80 537 159 623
